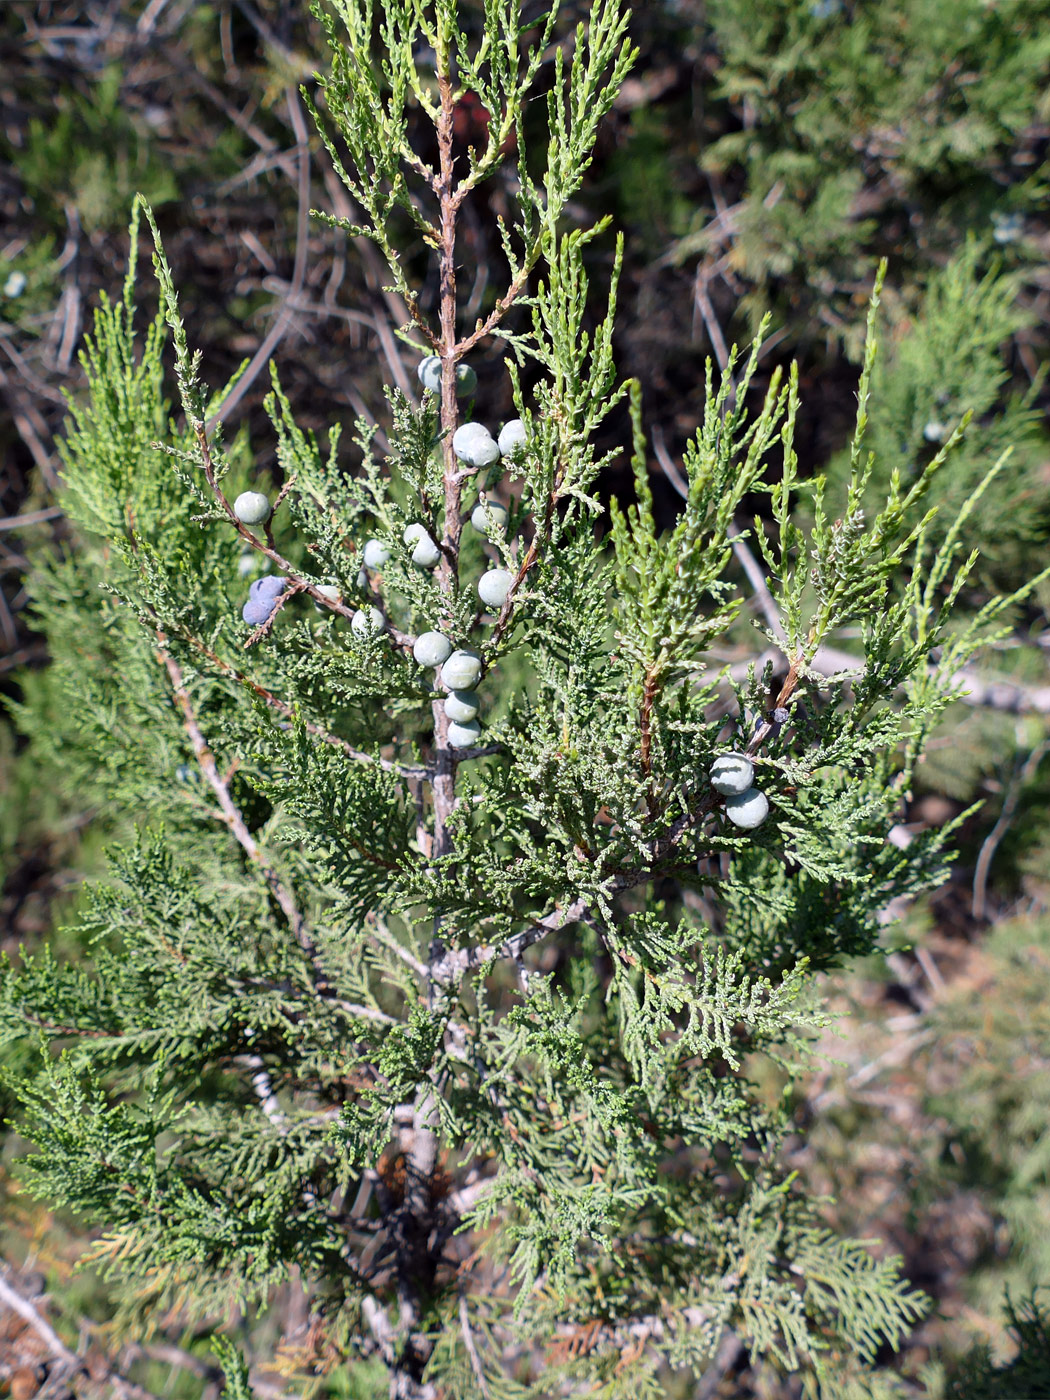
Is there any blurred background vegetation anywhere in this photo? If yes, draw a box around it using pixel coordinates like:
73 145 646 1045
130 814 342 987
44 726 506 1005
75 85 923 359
1 0 1049 1396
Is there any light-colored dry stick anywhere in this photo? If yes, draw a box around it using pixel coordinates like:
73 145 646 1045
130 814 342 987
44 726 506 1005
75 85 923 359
0 1271 80 1373
0 505 64 532
694 264 730 374
650 422 689 498
366 913 428 981
0 1270 161 1400
122 1341 224 1390
726 522 787 645
444 895 591 980
458 1293 492 1399
205 86 312 431
845 1028 936 1091
135 0 176 34
726 643 1050 716
319 162 435 355
973 736 1050 919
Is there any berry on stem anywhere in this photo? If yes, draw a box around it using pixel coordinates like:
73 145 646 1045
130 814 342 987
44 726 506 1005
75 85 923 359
478 568 514 609
710 753 754 796
363 539 391 569
414 631 453 667
455 363 477 398
404 523 441 569
418 357 475 398
233 491 271 526
441 649 483 690
248 575 286 601
444 690 480 723
417 356 442 393
447 718 482 749
452 423 500 468
724 787 770 829
243 595 280 626
352 606 385 637
497 419 527 457
470 499 509 536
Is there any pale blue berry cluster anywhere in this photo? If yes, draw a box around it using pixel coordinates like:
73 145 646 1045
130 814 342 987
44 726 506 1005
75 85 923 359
410 635 484 747
399 358 528 747
233 358 527 757
709 753 770 829
417 355 476 398
242 574 286 626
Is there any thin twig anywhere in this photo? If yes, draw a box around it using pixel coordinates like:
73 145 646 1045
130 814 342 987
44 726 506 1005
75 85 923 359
205 86 311 431
727 522 787 645
973 737 1050 919
0 1272 80 1374
175 626 427 777
157 636 397 1024
0 1271 163 1400
458 1293 492 1398
0 505 64 532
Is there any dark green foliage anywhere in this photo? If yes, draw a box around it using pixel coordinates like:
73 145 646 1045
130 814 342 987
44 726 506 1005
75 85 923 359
823 237 1050 591
700 0 1050 351
940 1289 1050 1399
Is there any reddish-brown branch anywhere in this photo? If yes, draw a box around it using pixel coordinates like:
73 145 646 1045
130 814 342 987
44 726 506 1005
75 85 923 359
639 669 659 778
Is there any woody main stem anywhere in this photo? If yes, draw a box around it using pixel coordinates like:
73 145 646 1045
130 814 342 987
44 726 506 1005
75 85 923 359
391 36 461 1400
430 56 462 868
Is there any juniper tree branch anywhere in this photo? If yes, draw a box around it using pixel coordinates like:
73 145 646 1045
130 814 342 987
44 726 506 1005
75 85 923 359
730 644 1050 716
174 626 428 778
366 913 428 980
174 419 417 652
454 263 533 356
442 895 592 980
157 636 396 1025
